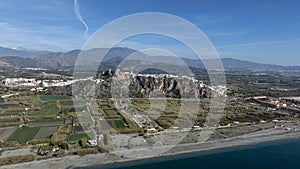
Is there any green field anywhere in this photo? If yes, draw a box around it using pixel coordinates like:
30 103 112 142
40 95 72 101
0 110 22 116
60 100 74 105
99 105 110 109
103 109 119 117
106 119 126 129
34 126 57 139
60 100 75 109
0 111 21 127
68 132 91 141
31 102 60 116
30 118 64 123
17 95 41 103
7 127 40 144
0 118 19 124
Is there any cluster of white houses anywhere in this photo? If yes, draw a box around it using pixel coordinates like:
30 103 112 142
2 78 74 87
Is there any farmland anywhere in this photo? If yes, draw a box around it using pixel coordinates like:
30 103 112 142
40 95 72 101
34 126 57 140
68 132 91 142
97 99 141 133
6 127 40 144
0 94 297 147
0 95 76 145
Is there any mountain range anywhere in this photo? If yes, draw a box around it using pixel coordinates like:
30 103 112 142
0 46 51 59
0 46 299 72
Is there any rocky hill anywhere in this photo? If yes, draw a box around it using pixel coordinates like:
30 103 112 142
72 69 214 99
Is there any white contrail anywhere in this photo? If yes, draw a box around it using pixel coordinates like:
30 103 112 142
74 0 89 38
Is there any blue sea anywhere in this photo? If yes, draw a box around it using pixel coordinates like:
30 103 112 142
82 139 300 169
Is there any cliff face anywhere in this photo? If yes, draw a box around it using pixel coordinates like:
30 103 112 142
84 69 212 99
126 75 210 99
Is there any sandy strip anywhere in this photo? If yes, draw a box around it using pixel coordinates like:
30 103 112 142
2 128 300 169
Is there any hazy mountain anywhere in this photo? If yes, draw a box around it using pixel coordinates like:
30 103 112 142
66 49 81 57
221 58 300 72
0 47 139 69
0 46 51 59
0 54 76 69
0 46 299 72
127 56 300 72
0 56 35 67
34 53 77 69
67 47 138 60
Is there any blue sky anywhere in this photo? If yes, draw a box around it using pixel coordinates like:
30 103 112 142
0 0 299 65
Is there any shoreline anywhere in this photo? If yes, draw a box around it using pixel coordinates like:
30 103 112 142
90 129 300 169
2 128 300 169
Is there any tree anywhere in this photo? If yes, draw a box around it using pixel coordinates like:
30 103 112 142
80 137 88 148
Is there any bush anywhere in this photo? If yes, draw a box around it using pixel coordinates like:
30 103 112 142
38 145 52 156
60 142 70 150
0 154 36 166
77 148 98 156
50 140 64 146
55 150 66 157
0 141 19 148
80 137 88 148
27 139 51 145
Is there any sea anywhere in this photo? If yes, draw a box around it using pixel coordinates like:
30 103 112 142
82 138 300 169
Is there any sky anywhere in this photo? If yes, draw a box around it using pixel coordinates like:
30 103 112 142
0 0 299 65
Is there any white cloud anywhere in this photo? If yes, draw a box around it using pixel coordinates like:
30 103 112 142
211 31 247 37
74 0 89 38
0 22 84 51
216 38 300 49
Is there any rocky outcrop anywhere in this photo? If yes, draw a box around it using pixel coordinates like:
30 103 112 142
72 69 212 99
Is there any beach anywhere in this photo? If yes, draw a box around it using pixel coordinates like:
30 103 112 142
2 125 300 169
